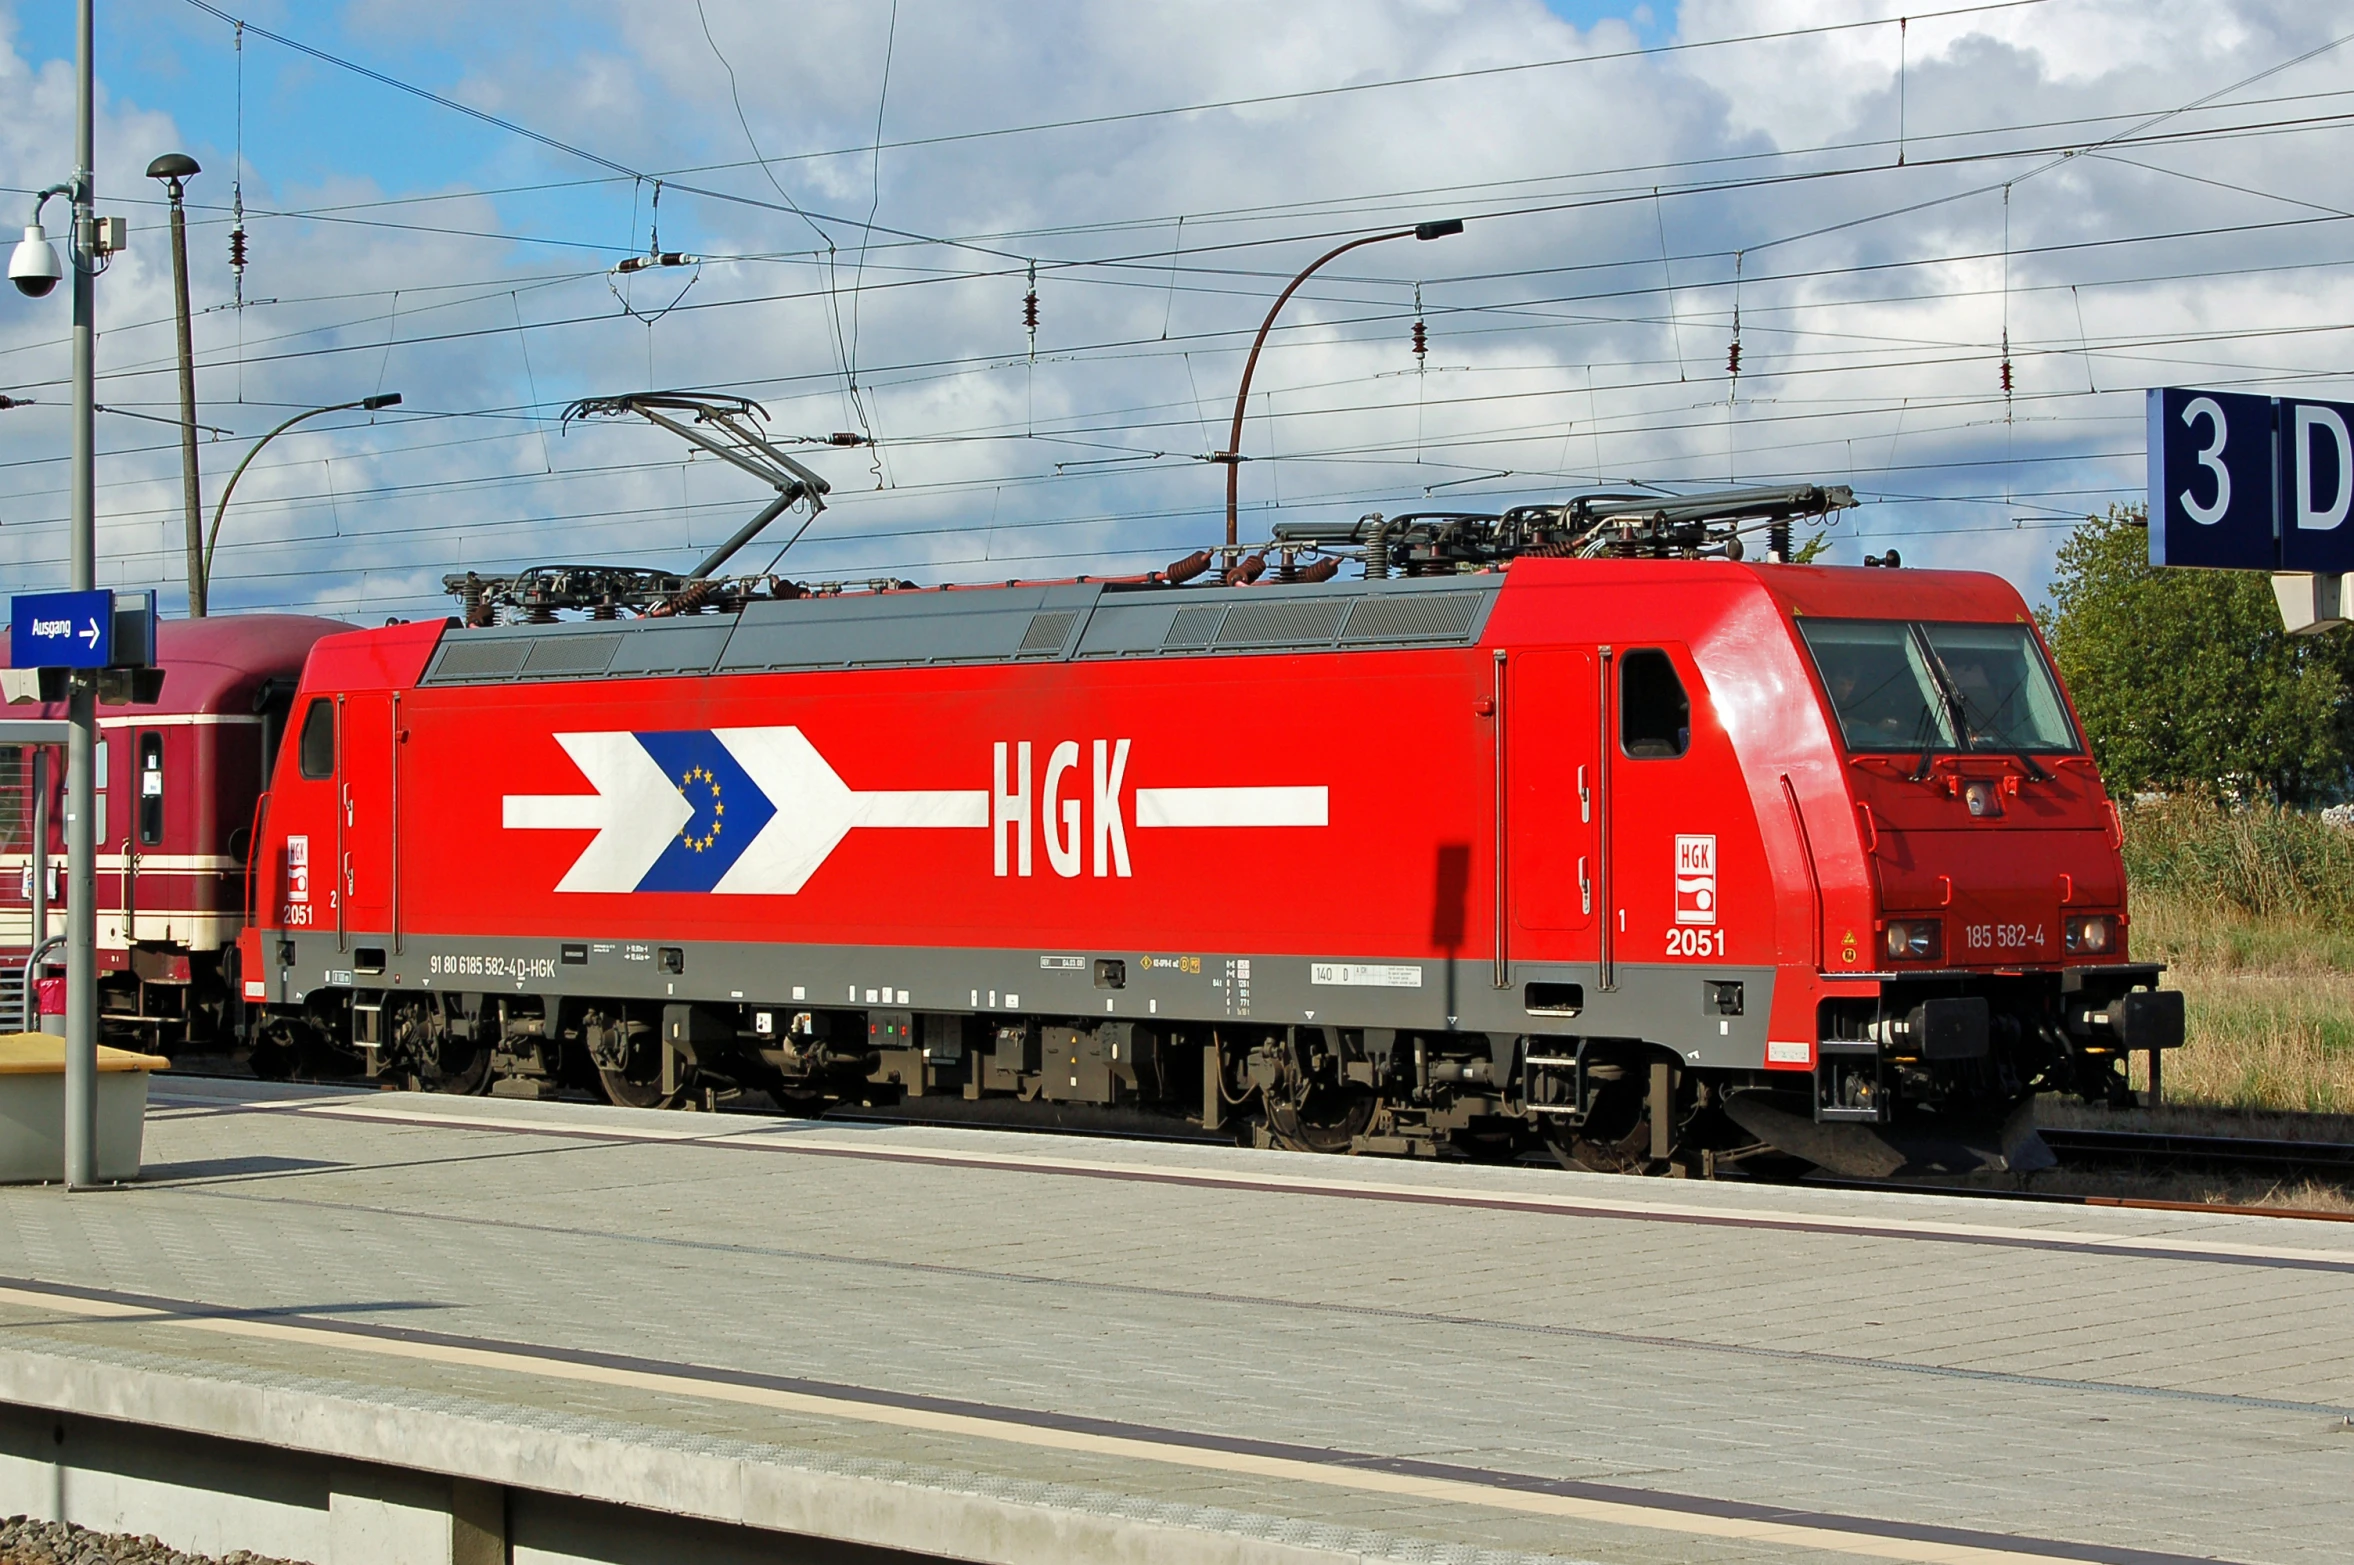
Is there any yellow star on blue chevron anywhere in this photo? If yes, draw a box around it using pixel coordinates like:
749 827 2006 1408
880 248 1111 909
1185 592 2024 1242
677 764 724 853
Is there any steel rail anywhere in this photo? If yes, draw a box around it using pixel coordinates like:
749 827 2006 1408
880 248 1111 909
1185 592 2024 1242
2041 1126 2354 1175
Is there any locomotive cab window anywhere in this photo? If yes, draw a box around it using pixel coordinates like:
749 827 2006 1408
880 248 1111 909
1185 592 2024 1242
1799 618 2079 755
136 732 163 846
296 698 335 780
1619 649 1690 758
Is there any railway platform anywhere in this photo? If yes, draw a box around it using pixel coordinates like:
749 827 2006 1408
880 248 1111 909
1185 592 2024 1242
0 1079 2346 1565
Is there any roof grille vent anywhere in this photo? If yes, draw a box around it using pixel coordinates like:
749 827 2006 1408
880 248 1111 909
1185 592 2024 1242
1216 598 1348 647
1019 610 1078 653
521 633 623 675
1162 605 1226 647
430 640 531 680
1340 593 1481 645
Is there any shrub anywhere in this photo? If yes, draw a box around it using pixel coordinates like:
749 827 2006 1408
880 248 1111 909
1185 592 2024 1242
2122 795 2354 923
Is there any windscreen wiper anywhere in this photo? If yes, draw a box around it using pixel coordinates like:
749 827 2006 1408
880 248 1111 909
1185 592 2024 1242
1909 706 1940 782
1913 634 1978 761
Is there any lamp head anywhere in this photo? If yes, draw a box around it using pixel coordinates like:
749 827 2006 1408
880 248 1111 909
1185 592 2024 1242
9 225 62 298
361 393 402 412
1413 218 1465 242
145 152 200 185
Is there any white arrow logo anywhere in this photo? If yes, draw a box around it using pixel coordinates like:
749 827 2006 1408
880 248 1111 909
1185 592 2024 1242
79 618 100 649
713 726 985 894
503 733 693 892
506 726 983 895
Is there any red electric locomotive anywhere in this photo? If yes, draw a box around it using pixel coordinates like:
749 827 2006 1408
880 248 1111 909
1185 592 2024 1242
0 614 344 1048
226 483 2179 1175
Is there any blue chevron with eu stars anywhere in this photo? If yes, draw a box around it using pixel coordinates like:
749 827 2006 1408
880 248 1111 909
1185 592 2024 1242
629 730 778 892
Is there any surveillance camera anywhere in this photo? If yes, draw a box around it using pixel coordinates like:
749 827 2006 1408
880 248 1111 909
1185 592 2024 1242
9 225 62 299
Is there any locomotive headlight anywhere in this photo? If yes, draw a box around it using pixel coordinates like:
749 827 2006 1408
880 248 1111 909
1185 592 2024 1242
2065 914 2116 954
1884 918 1942 962
1962 779 2002 818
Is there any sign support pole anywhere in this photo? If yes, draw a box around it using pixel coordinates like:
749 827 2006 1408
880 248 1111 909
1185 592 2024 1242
63 0 98 1190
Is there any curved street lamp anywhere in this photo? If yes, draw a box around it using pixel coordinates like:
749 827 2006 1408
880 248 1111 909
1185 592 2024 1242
202 393 401 607
1217 218 1463 549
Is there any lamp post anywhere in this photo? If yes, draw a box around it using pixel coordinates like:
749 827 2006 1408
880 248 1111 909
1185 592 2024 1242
146 153 204 617
202 394 402 607
58 0 97 1190
4 0 133 1186
1216 218 1463 549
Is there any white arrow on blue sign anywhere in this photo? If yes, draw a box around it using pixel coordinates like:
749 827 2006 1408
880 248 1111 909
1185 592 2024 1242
8 589 115 670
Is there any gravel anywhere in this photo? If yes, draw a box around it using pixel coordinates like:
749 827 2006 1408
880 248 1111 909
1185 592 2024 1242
0 1517 310 1565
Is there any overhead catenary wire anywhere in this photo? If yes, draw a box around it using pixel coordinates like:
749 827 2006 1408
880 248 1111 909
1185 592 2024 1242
10 5 2347 617
177 0 2057 190
6 93 2349 390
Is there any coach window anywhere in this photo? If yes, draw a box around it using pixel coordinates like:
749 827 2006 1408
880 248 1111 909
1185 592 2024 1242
297 698 335 781
0 746 20 853
137 733 164 846
1620 649 1691 758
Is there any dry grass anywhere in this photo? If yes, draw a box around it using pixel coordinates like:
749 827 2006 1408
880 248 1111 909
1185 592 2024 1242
2106 796 2354 1118
2119 887 2354 1116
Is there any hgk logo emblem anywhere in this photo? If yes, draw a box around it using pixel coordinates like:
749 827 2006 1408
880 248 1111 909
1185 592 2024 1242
1674 834 1717 925
285 835 311 905
505 727 1329 895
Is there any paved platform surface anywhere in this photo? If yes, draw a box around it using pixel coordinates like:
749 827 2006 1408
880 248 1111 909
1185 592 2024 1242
1 1078 2350 1565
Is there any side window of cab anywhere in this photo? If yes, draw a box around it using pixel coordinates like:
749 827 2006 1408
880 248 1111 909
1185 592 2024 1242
296 697 335 781
1620 648 1691 759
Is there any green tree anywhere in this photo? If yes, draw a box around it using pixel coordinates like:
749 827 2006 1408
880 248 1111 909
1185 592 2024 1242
2042 504 2354 803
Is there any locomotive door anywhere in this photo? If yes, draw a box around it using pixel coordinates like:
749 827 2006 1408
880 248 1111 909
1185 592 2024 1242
1606 645 1705 990
336 691 398 947
1507 649 1599 949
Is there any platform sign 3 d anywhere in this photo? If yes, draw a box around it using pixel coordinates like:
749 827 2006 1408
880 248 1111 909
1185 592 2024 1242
2147 389 2277 568
2279 397 2354 575
2147 388 2354 573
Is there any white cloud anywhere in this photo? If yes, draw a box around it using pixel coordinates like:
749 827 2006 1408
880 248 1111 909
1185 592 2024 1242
2 0 2351 618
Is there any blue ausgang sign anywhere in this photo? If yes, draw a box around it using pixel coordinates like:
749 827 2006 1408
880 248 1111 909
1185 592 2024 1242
2147 387 2277 569
2278 395 2354 575
9 589 115 669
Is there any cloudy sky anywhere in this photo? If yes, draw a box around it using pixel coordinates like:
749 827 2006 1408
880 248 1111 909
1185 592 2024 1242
0 0 2348 620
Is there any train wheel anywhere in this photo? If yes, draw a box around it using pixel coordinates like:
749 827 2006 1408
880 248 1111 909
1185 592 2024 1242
596 1034 694 1110
433 1043 492 1096
1265 1085 1376 1153
388 999 491 1095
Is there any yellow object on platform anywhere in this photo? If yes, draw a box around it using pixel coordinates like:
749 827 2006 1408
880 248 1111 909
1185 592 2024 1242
0 1033 168 1075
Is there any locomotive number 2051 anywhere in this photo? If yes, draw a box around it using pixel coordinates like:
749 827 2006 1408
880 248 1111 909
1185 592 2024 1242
1665 926 1727 957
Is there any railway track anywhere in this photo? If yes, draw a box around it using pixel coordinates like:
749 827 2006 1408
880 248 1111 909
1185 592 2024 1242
2040 1126 2354 1179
